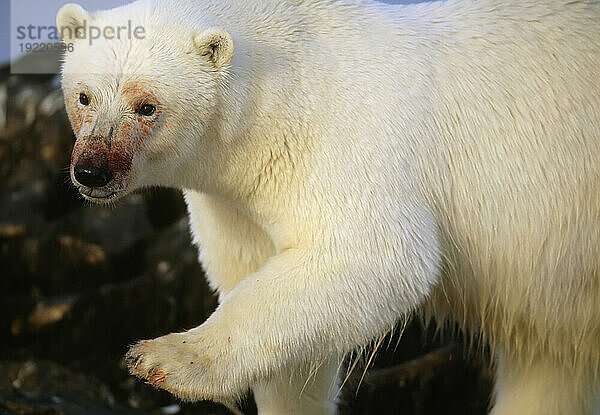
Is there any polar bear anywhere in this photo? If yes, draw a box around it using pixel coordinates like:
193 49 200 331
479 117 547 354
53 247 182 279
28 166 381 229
57 0 600 413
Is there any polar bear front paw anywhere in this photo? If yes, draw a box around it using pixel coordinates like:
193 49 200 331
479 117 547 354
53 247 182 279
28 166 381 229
125 330 242 403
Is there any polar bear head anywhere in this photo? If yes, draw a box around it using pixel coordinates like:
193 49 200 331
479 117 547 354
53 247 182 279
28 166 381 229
57 2 235 203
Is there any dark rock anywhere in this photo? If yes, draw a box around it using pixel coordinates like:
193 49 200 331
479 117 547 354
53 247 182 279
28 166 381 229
0 360 133 415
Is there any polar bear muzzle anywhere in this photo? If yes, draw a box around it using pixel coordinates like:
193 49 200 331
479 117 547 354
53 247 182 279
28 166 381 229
73 153 113 188
70 128 135 202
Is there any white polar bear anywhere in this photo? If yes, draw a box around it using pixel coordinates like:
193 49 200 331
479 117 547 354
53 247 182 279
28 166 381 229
57 0 600 413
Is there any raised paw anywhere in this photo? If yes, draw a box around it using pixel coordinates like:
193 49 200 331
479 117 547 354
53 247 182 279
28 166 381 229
124 330 243 403
125 334 202 391
147 368 167 386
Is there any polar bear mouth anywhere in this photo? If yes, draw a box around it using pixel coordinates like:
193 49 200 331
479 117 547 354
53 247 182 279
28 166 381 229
78 186 124 203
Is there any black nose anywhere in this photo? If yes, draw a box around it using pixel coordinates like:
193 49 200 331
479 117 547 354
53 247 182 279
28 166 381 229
74 163 113 188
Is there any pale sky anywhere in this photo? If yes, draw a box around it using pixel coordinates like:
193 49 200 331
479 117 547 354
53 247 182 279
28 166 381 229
3 0 422 66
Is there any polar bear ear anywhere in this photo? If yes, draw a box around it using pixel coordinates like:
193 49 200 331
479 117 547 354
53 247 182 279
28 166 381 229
193 28 235 69
56 3 89 42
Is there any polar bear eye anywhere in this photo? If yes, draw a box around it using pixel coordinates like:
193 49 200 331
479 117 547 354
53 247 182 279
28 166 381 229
79 93 89 106
137 104 156 117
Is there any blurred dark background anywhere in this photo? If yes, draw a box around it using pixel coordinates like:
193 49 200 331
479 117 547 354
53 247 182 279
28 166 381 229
1 13 492 412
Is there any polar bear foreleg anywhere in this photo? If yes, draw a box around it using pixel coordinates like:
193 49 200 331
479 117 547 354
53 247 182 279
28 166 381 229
183 191 275 297
184 192 343 412
125 243 436 405
253 354 341 415
492 351 600 415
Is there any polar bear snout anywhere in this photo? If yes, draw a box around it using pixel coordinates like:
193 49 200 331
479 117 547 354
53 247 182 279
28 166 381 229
70 139 134 203
73 155 113 188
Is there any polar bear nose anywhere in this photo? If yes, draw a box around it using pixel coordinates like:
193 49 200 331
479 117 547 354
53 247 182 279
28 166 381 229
74 160 113 188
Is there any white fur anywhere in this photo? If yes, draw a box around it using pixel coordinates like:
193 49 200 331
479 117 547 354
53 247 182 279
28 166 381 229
58 0 600 413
